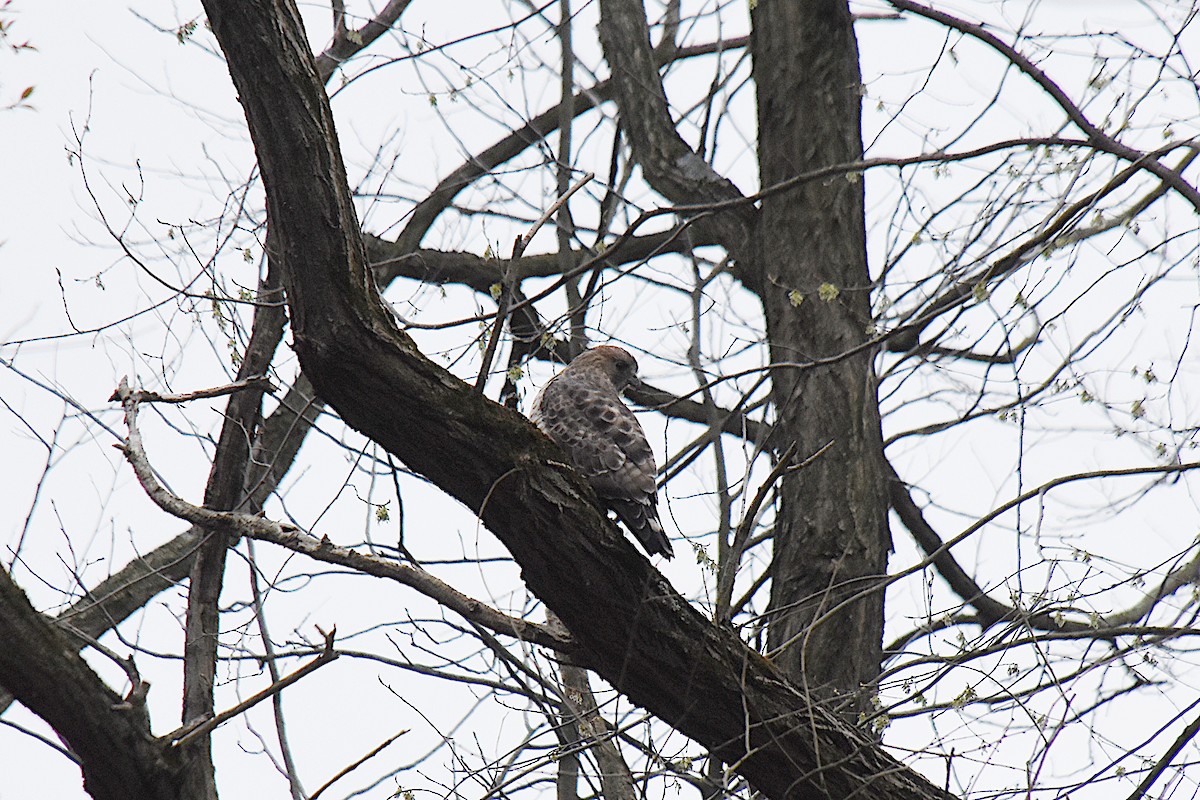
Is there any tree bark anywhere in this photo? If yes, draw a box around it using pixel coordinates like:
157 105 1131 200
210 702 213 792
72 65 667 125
593 0 890 713
0 568 180 800
752 0 891 711
596 0 759 290
197 1 952 797
180 237 287 799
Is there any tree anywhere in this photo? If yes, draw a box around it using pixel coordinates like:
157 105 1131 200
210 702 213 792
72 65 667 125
3 1 1199 799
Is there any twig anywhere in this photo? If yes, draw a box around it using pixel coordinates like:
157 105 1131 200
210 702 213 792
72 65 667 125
519 172 594 258
784 439 835 474
474 173 594 392
308 728 409 800
59 623 149 713
0 717 81 765
884 0 1200 212
246 539 307 800
106 375 276 406
715 442 798 623
474 250 517 393
171 627 339 748
1123 700 1200 800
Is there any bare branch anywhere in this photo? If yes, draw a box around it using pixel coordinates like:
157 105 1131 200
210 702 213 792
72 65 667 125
475 172 594 392
308 729 409 800
885 0 1200 212
559 661 636 800
1123 700 1200 800
392 35 750 255
245 525 573 651
106 375 277 406
110 377 571 652
598 0 757 284
313 0 415 84
715 442 796 624
170 628 339 748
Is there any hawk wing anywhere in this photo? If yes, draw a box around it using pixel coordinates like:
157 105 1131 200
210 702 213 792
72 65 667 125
533 375 673 559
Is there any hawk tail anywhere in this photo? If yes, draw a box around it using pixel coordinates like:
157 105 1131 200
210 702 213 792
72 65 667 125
608 499 673 560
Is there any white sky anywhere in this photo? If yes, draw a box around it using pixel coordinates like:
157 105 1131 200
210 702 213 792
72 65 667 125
3 2 1200 799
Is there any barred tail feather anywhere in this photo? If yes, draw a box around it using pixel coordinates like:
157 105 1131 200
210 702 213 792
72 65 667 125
608 499 673 559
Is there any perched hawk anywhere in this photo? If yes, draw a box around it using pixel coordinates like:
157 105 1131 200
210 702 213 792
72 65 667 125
531 346 673 559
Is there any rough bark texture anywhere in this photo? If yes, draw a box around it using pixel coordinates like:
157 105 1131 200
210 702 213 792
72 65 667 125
596 0 759 290
592 0 890 712
0 569 180 800
752 0 891 710
197 1 954 798
180 242 287 799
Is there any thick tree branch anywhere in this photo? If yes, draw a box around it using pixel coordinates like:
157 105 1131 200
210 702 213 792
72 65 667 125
196 1 957 797
750 0 891 709
0 566 179 800
368 230 719 293
597 0 758 288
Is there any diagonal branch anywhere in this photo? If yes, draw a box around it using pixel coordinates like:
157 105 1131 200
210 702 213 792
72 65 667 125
313 0 414 84
110 378 571 652
390 35 750 255
597 0 757 287
888 456 1200 638
885 458 1096 634
169 628 339 748
886 143 1197 352
885 0 1200 213
246 525 572 650
196 2 958 797
0 566 178 800
0 375 323 722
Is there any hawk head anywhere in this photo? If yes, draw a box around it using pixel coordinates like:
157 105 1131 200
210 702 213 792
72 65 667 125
569 345 640 392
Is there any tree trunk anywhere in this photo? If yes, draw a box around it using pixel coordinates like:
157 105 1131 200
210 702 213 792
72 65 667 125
197 1 952 797
752 0 891 712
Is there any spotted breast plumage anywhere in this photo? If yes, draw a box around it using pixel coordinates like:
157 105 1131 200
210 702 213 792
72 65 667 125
530 346 673 559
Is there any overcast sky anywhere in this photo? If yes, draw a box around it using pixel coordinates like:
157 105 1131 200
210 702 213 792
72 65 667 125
3 2 1200 799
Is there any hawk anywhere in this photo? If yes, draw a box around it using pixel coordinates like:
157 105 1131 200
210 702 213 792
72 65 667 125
530 346 673 559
